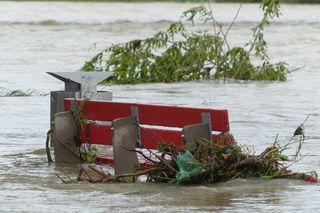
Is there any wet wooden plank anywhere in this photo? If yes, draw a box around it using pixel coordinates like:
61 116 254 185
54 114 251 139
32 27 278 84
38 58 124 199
80 124 183 149
64 99 230 132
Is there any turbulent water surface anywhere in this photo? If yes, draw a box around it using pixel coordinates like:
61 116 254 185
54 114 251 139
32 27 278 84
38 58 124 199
0 2 320 212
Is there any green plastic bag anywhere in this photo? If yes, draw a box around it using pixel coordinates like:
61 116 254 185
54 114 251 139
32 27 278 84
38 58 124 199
175 151 205 184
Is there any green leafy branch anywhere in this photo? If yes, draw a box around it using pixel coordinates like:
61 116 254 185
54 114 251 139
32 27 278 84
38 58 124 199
82 0 290 84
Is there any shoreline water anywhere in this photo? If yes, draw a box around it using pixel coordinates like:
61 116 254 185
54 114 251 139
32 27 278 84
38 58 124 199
0 0 319 3
1 2 320 212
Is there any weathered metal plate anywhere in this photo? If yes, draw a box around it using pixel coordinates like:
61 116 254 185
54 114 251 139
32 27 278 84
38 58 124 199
53 111 81 163
47 72 114 99
182 123 211 152
112 117 139 176
47 72 113 89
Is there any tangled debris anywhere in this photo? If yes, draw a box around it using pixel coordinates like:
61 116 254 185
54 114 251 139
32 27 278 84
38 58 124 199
77 120 317 184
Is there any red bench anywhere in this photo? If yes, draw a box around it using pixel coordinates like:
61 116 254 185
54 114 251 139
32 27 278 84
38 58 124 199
64 99 230 170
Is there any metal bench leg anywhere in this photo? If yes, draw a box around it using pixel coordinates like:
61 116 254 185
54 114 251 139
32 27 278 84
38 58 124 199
53 111 81 163
182 123 211 153
112 117 140 176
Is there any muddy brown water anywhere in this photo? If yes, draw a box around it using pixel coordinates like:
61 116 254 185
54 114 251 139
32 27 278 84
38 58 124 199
0 2 320 212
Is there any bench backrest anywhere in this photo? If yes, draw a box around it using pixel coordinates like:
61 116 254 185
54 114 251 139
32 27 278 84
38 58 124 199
64 99 230 149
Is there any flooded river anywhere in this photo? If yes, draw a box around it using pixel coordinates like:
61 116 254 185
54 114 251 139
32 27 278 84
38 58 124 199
0 1 320 212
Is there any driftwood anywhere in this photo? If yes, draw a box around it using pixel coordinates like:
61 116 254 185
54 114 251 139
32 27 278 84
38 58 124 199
79 164 161 183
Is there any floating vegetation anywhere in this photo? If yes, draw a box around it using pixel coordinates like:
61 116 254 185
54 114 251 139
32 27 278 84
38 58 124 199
82 0 290 84
6 90 32 97
0 87 48 97
80 144 98 164
77 119 317 185
0 88 32 97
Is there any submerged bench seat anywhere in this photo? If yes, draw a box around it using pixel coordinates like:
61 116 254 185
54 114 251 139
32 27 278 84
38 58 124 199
64 99 231 170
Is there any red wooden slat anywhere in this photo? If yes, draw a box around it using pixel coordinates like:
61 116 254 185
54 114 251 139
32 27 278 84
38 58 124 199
140 128 183 149
81 124 112 145
138 104 229 132
80 124 232 148
80 124 183 149
96 154 114 165
64 99 229 132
